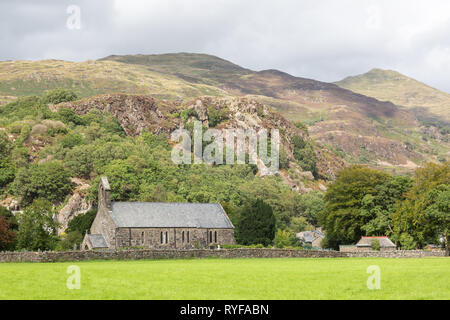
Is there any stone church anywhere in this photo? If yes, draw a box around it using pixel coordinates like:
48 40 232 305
82 177 235 250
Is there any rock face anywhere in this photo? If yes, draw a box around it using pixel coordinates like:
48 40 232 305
54 93 346 202
57 94 179 136
57 180 92 234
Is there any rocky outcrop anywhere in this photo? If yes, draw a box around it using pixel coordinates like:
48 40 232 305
57 94 179 136
57 179 92 234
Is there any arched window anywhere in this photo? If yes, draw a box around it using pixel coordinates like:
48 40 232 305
160 232 163 244
187 231 190 243
182 231 185 243
165 232 168 244
214 231 217 243
141 232 145 245
209 231 213 243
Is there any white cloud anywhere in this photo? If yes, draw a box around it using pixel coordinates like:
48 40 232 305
1 0 449 92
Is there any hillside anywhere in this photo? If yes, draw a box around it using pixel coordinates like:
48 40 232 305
335 68 450 123
0 53 449 170
0 92 341 234
101 54 450 168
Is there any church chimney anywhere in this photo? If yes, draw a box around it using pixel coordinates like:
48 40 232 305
99 176 112 210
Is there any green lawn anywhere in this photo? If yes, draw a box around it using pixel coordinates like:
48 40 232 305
0 258 448 300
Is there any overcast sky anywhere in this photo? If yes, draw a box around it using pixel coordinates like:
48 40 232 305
1 0 450 92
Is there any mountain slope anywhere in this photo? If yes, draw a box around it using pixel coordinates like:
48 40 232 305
335 68 450 123
0 59 227 101
1 53 448 170
101 54 446 168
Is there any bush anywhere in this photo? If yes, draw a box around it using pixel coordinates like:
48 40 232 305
0 206 18 251
67 210 97 235
274 229 299 248
292 135 317 176
371 239 381 251
58 231 83 251
16 199 59 251
0 158 15 188
42 88 78 105
12 161 73 205
208 106 228 127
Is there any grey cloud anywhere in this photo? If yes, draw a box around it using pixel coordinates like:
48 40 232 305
0 0 449 92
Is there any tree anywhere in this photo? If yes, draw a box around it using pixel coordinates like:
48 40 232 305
236 199 276 246
371 239 381 251
0 207 17 251
393 162 450 250
424 185 450 254
297 191 324 226
273 229 299 248
42 88 78 105
318 165 390 249
292 135 317 176
66 209 97 235
16 199 59 251
59 231 83 251
360 175 412 236
0 131 14 188
12 161 73 205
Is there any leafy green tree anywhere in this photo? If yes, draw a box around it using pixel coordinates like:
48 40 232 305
99 160 140 201
65 145 94 178
360 175 412 236
292 135 317 176
58 133 84 149
318 165 390 249
393 162 450 249
12 161 73 205
66 210 97 235
424 185 449 253
56 108 84 125
0 158 15 188
0 206 18 251
59 231 83 251
236 199 276 246
0 130 12 156
297 191 324 225
42 88 78 105
0 216 16 251
273 229 299 248
16 199 59 251
371 239 381 251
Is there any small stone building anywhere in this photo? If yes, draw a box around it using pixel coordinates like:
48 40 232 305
296 229 324 248
339 236 396 252
82 177 235 250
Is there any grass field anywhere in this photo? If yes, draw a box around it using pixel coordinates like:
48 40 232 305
0 258 448 300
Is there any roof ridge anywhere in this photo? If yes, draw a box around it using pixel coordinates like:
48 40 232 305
112 201 220 205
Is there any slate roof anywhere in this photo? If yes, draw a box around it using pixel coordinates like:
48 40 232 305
357 236 395 248
87 234 108 248
296 230 325 243
109 202 234 229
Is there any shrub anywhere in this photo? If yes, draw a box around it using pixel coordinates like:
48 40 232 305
16 199 59 251
371 239 381 251
12 161 73 205
42 88 78 105
67 210 97 235
58 231 83 251
274 229 298 248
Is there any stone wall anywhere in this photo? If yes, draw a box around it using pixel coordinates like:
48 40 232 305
345 250 447 258
339 245 396 252
0 248 446 263
112 228 235 249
